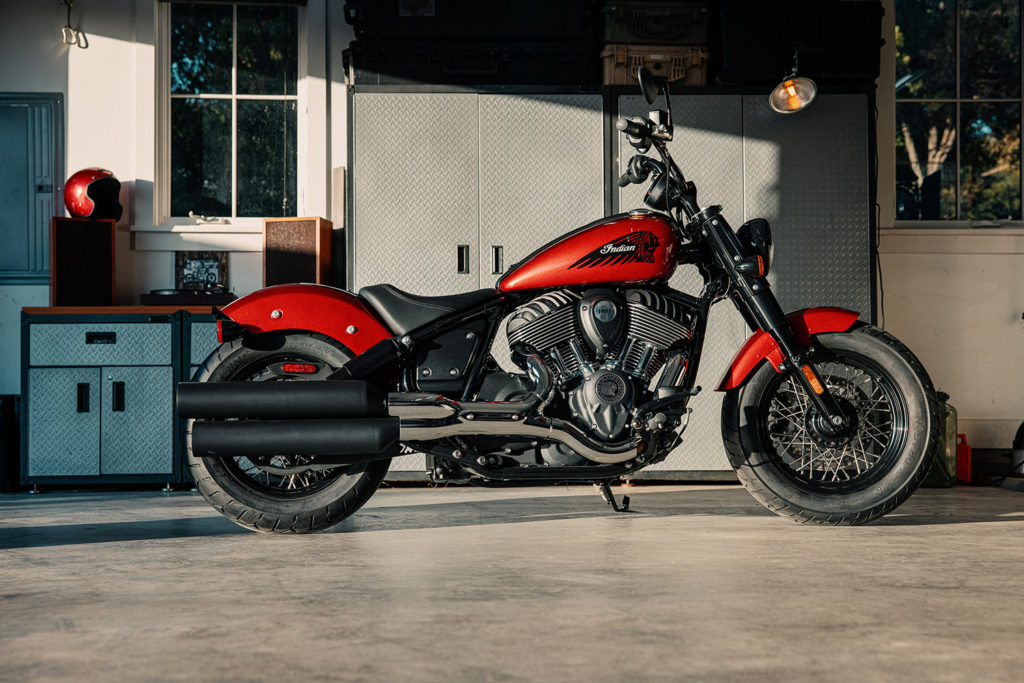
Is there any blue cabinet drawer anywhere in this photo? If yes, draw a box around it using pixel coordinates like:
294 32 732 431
29 323 172 367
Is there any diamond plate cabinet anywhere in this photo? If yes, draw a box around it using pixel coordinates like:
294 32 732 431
350 89 605 475
616 93 871 476
618 94 749 475
21 309 184 485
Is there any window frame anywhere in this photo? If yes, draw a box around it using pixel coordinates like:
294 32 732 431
894 0 1024 228
153 1 308 232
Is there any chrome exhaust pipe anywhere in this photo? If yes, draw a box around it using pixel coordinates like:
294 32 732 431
387 354 641 465
397 415 641 465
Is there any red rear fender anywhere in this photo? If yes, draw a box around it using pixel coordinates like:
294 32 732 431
716 307 860 392
219 284 393 355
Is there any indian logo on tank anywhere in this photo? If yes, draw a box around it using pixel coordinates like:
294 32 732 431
568 231 660 269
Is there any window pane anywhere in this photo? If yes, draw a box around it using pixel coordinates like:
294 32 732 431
170 4 232 95
237 100 297 217
960 102 1021 220
960 0 1021 99
896 102 957 220
171 99 231 217
895 0 956 99
237 6 298 96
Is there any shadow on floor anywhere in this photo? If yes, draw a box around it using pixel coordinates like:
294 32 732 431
333 486 774 533
0 487 1020 548
0 516 250 549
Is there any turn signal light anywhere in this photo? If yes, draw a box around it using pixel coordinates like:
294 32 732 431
734 255 765 278
216 318 246 343
801 365 825 395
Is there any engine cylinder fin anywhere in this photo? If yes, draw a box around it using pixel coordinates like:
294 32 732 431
507 290 581 351
625 301 690 350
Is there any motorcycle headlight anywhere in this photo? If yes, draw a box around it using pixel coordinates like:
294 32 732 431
736 218 773 277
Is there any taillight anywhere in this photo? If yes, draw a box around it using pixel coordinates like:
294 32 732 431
281 363 318 374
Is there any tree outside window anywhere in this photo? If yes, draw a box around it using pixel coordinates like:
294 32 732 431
169 3 298 219
895 0 1021 222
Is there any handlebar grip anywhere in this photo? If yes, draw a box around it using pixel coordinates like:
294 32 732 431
616 117 650 138
617 173 634 188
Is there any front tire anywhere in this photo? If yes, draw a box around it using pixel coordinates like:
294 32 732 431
722 323 939 525
187 333 391 533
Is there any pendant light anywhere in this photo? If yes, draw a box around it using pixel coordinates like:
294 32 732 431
769 51 817 114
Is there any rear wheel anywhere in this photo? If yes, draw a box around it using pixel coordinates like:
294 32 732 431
722 323 938 525
187 333 391 533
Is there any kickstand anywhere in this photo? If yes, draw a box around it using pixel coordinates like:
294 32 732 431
594 481 631 513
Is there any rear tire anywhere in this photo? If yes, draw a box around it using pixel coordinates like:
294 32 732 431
187 333 391 533
722 323 939 525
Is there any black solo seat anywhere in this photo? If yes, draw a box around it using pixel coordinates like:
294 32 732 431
358 284 500 335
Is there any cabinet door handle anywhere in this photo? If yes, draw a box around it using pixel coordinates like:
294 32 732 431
491 245 504 275
112 381 125 412
457 245 470 274
76 383 90 413
86 331 117 345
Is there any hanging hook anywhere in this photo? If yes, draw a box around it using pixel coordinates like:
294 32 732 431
61 0 83 47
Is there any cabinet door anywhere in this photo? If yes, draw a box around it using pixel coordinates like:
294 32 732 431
351 92 480 295
27 368 100 476
478 93 605 286
742 94 871 316
190 321 220 368
618 94 749 473
479 93 605 371
100 366 174 475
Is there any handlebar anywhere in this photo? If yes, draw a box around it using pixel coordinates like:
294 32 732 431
618 155 665 188
615 117 651 139
617 117 699 221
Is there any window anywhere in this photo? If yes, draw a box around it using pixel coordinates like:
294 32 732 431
895 0 1022 222
168 3 298 220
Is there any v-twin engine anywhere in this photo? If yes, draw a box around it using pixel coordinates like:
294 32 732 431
506 288 691 441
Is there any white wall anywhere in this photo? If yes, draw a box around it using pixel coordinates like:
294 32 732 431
879 232 1024 448
0 1 74 394
0 0 351 394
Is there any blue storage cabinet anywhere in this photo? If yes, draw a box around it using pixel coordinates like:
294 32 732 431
21 309 185 485
185 314 220 378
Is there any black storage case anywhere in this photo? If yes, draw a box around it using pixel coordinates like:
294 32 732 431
344 0 592 42
601 0 711 46
345 40 598 86
718 0 883 85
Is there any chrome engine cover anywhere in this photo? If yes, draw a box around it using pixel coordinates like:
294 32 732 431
505 287 692 444
568 368 634 441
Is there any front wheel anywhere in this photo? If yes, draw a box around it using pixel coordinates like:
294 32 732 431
722 323 939 525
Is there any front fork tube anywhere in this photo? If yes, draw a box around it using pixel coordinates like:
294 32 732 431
696 209 847 427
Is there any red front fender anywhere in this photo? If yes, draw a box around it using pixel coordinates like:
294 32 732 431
220 284 393 355
715 307 861 392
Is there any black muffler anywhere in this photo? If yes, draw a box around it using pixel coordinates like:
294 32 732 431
177 380 387 420
191 417 399 463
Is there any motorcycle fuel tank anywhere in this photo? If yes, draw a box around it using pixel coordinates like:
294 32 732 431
497 211 678 292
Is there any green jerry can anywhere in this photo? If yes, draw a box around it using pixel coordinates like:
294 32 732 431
923 391 957 487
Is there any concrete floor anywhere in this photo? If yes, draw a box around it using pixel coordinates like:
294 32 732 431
0 484 1022 682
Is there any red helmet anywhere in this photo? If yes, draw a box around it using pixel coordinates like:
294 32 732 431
64 168 123 221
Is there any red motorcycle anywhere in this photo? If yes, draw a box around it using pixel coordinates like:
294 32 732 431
178 69 938 532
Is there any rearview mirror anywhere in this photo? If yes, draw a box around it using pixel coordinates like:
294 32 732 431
638 67 660 105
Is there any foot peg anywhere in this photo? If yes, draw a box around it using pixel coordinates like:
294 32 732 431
594 481 631 513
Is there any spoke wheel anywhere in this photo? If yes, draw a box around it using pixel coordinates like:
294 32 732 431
218 352 346 498
187 333 391 533
763 354 908 491
722 323 938 526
